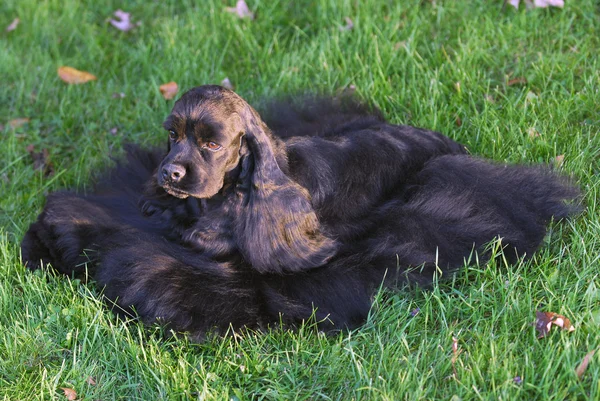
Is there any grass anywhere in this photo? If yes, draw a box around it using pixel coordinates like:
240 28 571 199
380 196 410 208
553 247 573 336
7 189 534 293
1 0 600 399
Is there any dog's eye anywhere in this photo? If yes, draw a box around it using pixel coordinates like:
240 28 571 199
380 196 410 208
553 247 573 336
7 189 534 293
168 130 177 140
206 141 222 151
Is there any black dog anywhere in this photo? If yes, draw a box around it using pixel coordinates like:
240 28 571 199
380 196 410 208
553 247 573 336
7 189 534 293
21 85 579 339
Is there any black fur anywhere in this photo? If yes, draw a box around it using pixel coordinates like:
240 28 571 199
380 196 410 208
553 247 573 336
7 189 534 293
21 85 580 340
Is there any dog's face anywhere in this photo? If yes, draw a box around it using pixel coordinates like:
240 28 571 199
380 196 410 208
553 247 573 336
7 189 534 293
158 86 248 199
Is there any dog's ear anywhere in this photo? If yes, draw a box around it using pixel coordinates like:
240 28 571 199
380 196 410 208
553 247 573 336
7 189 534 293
233 105 338 274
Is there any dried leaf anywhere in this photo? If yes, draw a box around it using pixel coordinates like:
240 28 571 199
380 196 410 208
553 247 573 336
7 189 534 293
394 41 407 51
527 127 540 138
532 0 564 8
58 66 97 84
455 116 462 127
225 1 255 20
109 10 139 32
60 387 77 401
9 118 30 129
484 94 496 103
26 145 54 177
340 17 354 31
221 77 234 90
451 336 459 377
508 0 564 9
6 18 19 32
336 84 356 98
507 77 527 86
575 350 596 380
159 81 178 100
86 376 97 386
535 311 574 338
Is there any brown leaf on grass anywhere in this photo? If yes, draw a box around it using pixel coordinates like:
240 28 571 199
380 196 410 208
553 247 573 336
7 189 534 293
340 17 354 31
531 0 564 8
535 311 574 338
9 118 30 129
6 18 20 32
60 387 77 401
507 77 527 86
58 66 97 84
26 145 54 177
575 350 596 380
109 10 139 32
225 1 255 20
455 116 462 127
221 77 234 90
394 41 407 51
336 84 356 98
451 336 460 377
86 376 97 386
507 0 564 8
159 81 178 100
527 127 540 138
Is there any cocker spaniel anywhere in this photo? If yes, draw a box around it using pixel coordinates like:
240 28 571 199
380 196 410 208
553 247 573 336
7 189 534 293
21 85 580 339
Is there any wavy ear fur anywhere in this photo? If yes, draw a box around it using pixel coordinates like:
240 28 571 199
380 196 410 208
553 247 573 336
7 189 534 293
234 104 338 274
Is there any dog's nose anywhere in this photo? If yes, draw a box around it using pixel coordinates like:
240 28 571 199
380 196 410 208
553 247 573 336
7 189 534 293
162 164 186 183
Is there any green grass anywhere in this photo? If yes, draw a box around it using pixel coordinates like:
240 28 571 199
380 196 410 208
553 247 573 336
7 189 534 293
1 0 600 399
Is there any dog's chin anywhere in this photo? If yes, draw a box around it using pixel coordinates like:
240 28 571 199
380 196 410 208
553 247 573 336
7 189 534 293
162 186 190 199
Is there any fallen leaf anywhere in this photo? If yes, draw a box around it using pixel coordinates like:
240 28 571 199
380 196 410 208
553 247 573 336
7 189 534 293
451 336 460 377
159 81 178 100
109 10 139 32
454 82 461 94
26 145 54 177
86 376 97 385
6 18 19 32
60 387 77 401
484 94 496 103
555 154 565 167
336 84 356 98
225 1 255 20
532 0 564 8
9 118 30 129
507 77 527 86
527 127 540 138
575 350 596 380
340 17 354 31
58 66 97 84
221 77 234 90
508 0 564 9
394 41 407 51
455 116 462 127
535 311 574 338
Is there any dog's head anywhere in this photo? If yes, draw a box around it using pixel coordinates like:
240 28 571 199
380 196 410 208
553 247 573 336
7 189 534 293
158 85 257 198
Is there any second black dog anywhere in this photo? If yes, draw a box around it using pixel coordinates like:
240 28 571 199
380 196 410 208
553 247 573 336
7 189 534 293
21 86 579 339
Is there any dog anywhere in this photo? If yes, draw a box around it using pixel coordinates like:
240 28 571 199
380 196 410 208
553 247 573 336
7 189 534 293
21 85 580 340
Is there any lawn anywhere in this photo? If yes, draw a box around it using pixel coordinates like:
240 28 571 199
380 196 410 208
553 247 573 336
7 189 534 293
1 0 600 399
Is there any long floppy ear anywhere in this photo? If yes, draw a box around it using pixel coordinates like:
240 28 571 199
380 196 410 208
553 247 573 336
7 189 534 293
234 104 338 274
